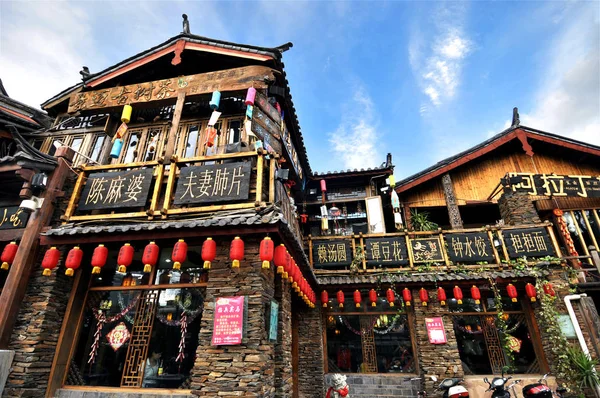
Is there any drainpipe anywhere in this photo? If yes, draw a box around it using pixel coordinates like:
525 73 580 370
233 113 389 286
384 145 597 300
564 294 600 398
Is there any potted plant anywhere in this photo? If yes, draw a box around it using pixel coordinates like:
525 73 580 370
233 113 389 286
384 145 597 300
567 347 600 397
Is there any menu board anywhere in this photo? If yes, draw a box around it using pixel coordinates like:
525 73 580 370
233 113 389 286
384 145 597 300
212 296 247 346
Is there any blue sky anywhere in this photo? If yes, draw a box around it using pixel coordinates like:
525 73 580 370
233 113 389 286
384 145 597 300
1 1 598 178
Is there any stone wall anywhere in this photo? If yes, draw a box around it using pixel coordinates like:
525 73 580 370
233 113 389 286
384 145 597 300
296 305 324 398
498 191 541 225
324 374 420 397
274 276 293 398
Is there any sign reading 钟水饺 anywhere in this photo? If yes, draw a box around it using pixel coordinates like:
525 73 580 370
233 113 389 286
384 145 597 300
503 227 554 258
78 169 154 211
173 162 251 205
313 240 352 268
505 173 600 198
212 296 247 346
0 206 29 230
364 237 409 267
409 237 445 263
445 233 495 262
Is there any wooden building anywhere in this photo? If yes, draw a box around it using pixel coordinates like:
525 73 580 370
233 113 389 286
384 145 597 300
0 19 599 398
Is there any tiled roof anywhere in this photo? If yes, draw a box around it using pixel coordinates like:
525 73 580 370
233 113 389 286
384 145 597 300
312 165 394 178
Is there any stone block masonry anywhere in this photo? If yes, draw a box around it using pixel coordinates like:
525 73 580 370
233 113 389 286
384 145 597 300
498 191 541 225
296 305 324 398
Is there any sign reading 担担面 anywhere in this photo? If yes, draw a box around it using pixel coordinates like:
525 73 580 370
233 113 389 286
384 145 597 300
503 227 554 258
78 169 154 211
0 206 29 230
313 240 352 268
445 233 495 263
173 162 251 205
506 173 600 198
364 237 409 267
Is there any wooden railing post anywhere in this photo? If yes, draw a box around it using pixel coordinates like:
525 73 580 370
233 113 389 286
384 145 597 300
61 169 86 222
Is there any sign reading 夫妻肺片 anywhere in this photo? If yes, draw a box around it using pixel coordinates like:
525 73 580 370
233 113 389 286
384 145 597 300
78 169 154 211
505 173 600 198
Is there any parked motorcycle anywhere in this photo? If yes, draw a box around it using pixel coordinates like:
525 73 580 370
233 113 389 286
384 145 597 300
522 373 568 398
438 377 469 398
483 371 521 397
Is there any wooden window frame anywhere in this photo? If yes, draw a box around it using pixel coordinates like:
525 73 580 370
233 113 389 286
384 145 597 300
174 116 245 159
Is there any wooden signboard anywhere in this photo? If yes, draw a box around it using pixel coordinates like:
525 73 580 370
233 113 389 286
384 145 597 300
173 161 251 205
409 237 444 263
313 239 352 268
364 237 409 266
506 173 600 198
68 65 275 113
503 227 554 258
254 91 282 126
78 168 154 211
445 233 495 262
281 124 303 180
0 206 29 230
251 118 283 154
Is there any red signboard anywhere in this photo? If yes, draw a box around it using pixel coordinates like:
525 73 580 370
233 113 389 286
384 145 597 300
212 296 246 346
425 317 447 344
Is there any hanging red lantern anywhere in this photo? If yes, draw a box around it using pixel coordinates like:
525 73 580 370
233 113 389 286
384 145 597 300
471 285 481 305
438 287 447 306
507 284 518 303
91 244 108 274
543 282 556 297
42 246 60 276
337 290 345 308
320 179 327 192
1 241 18 270
201 237 216 269
274 244 287 275
300 214 308 224
453 286 463 305
260 236 274 269
402 288 412 307
284 252 292 280
65 246 83 277
386 288 395 307
172 239 188 270
230 237 244 268
419 288 429 307
353 290 362 308
142 242 159 273
321 290 329 308
117 243 134 273
525 283 537 302
369 289 378 307
291 260 300 289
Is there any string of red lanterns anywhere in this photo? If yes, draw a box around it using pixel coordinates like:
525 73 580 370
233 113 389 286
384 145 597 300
1 241 18 270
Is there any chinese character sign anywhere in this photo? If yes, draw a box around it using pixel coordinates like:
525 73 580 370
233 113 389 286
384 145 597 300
212 296 246 346
78 169 154 211
425 317 447 344
506 173 600 198
445 233 495 262
410 238 445 263
313 240 352 268
365 237 409 267
0 206 29 230
504 228 554 258
173 162 251 205
268 300 279 342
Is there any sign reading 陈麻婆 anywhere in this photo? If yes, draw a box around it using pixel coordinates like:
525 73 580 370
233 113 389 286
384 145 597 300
364 237 409 267
445 233 495 262
506 173 600 198
78 169 154 211
0 206 29 230
410 238 445 263
212 296 247 346
503 227 554 258
173 162 251 205
313 240 352 268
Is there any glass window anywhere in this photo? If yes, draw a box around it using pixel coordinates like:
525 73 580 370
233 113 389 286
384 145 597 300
227 120 241 144
90 135 106 163
155 244 208 285
122 131 141 164
184 125 199 158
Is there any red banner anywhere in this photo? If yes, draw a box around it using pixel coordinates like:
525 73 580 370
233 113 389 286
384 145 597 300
425 317 447 344
212 296 246 346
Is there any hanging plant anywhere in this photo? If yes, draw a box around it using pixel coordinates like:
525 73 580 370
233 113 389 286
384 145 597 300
409 209 438 231
488 278 514 370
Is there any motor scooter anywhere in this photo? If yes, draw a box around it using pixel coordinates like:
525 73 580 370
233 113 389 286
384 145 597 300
522 373 568 398
438 377 469 398
483 370 521 397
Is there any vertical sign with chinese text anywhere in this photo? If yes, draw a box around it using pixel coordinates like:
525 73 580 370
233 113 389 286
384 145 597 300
504 228 554 258
364 237 409 267
78 169 154 211
212 296 246 346
312 240 352 268
268 300 279 342
445 233 495 262
425 317 447 344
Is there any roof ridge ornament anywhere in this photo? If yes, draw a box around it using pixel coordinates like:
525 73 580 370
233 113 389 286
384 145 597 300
182 14 190 34
511 107 520 127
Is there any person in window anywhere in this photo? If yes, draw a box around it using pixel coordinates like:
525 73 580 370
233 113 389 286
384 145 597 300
142 350 162 387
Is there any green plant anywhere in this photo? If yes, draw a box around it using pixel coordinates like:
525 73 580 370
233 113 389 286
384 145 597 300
567 347 600 394
410 209 439 231
350 246 364 274
489 278 515 369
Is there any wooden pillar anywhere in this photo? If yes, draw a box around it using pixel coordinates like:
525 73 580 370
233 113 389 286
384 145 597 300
441 173 463 229
163 90 186 163
0 146 74 348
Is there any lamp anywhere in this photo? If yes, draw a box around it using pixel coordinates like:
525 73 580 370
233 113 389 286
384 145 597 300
31 172 48 191
275 169 289 181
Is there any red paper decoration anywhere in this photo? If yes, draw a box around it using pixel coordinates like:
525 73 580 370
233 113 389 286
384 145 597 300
91 244 108 274
543 282 556 297
369 289 378 307
260 237 274 269
453 286 463 305
438 287 447 306
525 283 537 302
117 243 134 273
172 239 188 270
202 238 216 269
353 290 362 308
274 244 287 275
42 246 60 276
507 284 518 303
1 241 18 270
142 242 159 273
419 288 429 307
471 285 481 305
386 288 395 307
65 246 83 277
402 288 412 307
230 237 244 268
321 290 329 308
337 290 345 308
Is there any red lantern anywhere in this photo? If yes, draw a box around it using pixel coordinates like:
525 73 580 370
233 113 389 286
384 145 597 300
507 284 518 303
471 285 481 305
42 246 60 276
91 244 108 274
291 260 300 289
260 236 274 269
369 289 378 307
65 246 83 277
438 287 447 306
172 239 188 270
525 283 537 302
386 288 395 307
274 244 287 275
117 243 134 273
402 288 412 307
543 282 556 297
142 242 159 273
337 290 345 308
300 214 308 224
284 252 292 280
230 237 244 268
419 288 429 307
202 238 216 269
321 290 329 308
320 179 327 192
453 286 463 305
1 241 18 270
353 290 362 308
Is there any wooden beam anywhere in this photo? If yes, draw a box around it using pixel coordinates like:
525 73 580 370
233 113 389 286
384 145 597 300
164 90 186 162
